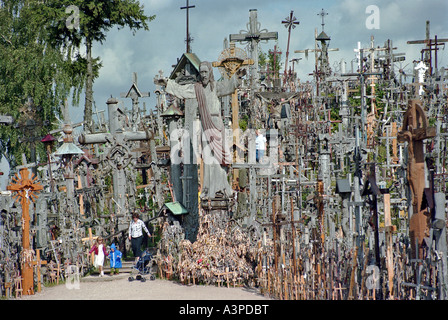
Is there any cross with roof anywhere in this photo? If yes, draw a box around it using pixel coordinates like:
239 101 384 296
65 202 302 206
120 72 150 129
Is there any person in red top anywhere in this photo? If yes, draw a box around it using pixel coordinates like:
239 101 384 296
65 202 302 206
89 236 108 277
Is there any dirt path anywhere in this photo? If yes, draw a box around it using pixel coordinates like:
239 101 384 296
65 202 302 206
17 276 271 300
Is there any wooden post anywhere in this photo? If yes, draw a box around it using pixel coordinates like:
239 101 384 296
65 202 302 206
384 192 395 298
348 246 358 300
7 168 43 295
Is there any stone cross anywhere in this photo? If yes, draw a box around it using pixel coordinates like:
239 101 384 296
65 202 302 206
7 167 43 295
78 97 153 230
213 42 253 165
230 9 278 89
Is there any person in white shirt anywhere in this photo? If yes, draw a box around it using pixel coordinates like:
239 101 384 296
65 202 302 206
128 213 151 260
255 129 267 163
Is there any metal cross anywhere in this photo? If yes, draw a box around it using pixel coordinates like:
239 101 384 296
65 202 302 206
317 8 328 31
180 0 195 53
281 10 300 81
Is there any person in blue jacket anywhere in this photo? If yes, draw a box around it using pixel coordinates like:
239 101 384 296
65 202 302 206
109 243 122 275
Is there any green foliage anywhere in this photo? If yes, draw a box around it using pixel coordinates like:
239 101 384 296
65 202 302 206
0 0 155 166
239 114 249 132
259 45 283 79
36 0 155 132
0 0 79 167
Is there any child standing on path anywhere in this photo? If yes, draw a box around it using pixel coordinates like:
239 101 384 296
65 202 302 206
89 236 108 277
109 243 122 275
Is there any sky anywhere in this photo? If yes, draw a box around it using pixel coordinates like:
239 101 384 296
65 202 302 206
85 0 447 117
1 0 447 189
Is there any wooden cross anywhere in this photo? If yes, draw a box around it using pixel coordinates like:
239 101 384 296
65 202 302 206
213 42 253 164
32 249 48 293
7 167 43 295
281 10 300 82
407 21 448 75
180 0 195 53
317 8 328 31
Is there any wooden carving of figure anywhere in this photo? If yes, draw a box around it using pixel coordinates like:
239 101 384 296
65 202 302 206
158 61 244 199
398 99 435 258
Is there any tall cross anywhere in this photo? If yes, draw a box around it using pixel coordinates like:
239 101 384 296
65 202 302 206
281 10 300 82
230 9 278 88
180 0 195 53
7 167 43 295
318 8 328 31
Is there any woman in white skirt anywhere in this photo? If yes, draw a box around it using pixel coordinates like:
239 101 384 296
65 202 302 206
89 236 108 277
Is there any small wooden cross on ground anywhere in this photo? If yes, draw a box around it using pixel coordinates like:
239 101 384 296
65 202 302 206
7 167 43 295
32 249 48 293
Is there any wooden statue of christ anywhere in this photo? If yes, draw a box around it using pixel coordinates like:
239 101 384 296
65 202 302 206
161 61 244 199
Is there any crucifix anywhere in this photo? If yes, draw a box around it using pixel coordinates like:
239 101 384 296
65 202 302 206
230 9 278 89
213 42 253 172
7 167 43 295
281 10 300 84
180 0 195 53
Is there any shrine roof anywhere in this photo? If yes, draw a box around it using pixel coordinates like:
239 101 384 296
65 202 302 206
169 53 201 80
162 201 189 215
161 104 184 117
54 142 84 156
316 30 331 41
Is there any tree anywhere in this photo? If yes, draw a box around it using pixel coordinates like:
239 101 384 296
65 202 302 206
37 0 155 132
0 0 82 167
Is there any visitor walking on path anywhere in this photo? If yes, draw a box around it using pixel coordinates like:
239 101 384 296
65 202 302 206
89 236 108 277
128 212 151 260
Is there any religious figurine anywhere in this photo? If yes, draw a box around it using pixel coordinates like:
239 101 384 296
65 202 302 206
156 61 245 199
